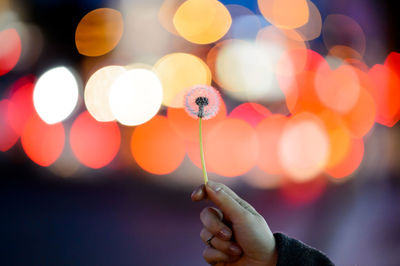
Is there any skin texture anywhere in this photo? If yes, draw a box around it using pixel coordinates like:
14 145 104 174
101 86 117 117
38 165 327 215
191 181 278 266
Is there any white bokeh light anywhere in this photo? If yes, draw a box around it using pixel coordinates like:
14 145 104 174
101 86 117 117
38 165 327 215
109 68 163 126
216 40 285 102
84 65 126 122
33 66 79 124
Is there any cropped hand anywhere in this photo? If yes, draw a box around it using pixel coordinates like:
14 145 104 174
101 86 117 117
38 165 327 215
191 181 277 266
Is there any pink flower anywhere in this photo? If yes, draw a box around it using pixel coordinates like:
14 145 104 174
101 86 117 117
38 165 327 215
184 85 220 120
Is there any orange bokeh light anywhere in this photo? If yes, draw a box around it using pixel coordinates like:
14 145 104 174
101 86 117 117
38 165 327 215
21 114 65 167
70 111 121 169
204 118 258 177
258 0 309 29
282 71 325 114
131 115 186 175
75 8 124 57
325 138 364 179
318 111 351 169
368 64 400 127
0 100 19 152
315 64 361 114
256 114 288 175
0 28 22 76
340 87 376 138
229 102 271 127
167 97 227 142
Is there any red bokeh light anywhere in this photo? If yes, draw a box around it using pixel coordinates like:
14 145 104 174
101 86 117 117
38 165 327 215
7 76 36 135
21 114 65 167
368 64 400 127
229 102 271 127
70 111 121 169
0 28 22 76
0 100 19 152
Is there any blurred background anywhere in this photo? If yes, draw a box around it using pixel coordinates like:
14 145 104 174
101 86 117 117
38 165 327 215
1 0 400 265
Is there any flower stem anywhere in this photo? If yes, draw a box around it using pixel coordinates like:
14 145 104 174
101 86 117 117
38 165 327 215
199 117 208 184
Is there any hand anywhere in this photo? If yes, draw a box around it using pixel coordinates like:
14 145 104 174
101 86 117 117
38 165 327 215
191 181 277 266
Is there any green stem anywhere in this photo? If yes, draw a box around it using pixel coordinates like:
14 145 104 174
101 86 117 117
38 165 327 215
199 117 208 184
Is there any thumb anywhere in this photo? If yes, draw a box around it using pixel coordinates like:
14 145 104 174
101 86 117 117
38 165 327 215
205 181 254 223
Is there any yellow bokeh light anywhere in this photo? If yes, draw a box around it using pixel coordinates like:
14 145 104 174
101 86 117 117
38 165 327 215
173 0 231 44
154 53 211 108
75 8 123 57
258 0 309 29
84 65 126 122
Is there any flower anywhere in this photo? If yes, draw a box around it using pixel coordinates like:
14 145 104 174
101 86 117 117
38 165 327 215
184 85 220 120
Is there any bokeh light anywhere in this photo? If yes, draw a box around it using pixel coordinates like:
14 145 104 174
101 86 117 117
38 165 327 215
223 4 262 40
325 138 364 179
229 102 271 127
84 65 126 122
315 64 361 114
341 86 376 138
288 0 322 41
75 8 124 57
368 64 400 127
215 39 283 101
33 66 79 124
154 53 211 107
131 115 186 175
322 14 366 58
318 111 351 169
7 75 36 135
158 0 185 35
9 22 44 72
280 176 327 206
0 28 21 76
0 100 19 152
258 0 309 29
173 0 232 44
205 118 258 177
21 114 65 167
256 114 288 175
279 112 330 182
109 68 163 126
70 111 121 169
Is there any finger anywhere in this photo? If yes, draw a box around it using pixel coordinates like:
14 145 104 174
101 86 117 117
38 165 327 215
191 184 206 201
205 181 257 222
200 207 232 240
200 228 242 256
203 246 240 265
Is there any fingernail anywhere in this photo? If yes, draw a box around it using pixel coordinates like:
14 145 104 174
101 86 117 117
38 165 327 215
229 244 242 255
207 181 222 192
191 187 201 198
217 228 231 240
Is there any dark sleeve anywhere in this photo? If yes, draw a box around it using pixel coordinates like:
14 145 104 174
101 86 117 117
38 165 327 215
274 233 334 266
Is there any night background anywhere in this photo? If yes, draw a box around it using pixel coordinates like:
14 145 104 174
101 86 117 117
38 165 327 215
1 0 400 265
